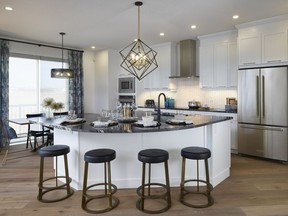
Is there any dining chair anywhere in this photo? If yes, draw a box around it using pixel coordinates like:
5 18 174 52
0 120 24 165
26 113 51 151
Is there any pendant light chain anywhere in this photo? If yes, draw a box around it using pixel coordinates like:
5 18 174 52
138 5 140 40
61 32 65 69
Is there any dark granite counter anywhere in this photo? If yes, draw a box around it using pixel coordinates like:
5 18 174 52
138 106 237 114
42 113 232 133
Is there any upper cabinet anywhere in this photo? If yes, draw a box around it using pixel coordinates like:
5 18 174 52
236 16 288 68
143 42 176 90
199 30 238 88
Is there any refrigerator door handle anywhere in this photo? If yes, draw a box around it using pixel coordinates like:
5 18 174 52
262 75 265 118
256 75 260 117
239 125 284 132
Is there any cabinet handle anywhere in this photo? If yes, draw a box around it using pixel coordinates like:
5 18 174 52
267 60 282 63
243 62 256 65
240 125 284 132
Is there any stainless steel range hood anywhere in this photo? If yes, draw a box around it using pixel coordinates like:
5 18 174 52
169 39 197 78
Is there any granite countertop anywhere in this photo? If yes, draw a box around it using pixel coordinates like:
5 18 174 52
48 113 232 133
138 106 237 114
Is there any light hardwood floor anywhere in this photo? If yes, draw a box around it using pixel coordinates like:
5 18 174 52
0 144 288 216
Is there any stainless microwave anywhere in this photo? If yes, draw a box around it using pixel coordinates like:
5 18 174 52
118 77 135 94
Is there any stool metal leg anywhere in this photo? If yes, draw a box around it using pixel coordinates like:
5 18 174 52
164 160 172 207
38 156 44 201
82 161 89 209
180 157 186 200
140 162 146 211
64 154 72 195
205 159 213 205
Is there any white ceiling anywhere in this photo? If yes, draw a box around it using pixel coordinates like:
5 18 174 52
1 0 288 51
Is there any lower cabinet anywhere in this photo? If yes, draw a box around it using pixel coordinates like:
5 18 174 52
137 107 238 152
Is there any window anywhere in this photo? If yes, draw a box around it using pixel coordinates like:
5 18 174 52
9 55 69 134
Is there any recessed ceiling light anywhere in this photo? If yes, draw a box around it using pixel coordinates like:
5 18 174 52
233 15 239 19
91 46 96 49
160 32 165 36
5 6 13 11
191 25 197 29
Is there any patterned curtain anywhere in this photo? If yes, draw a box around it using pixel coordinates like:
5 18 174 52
68 50 84 117
0 40 10 148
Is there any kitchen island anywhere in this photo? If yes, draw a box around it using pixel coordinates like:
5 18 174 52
50 113 232 190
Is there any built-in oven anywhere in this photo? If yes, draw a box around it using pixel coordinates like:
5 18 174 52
118 77 135 94
118 95 135 105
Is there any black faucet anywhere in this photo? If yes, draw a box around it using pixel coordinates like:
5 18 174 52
157 93 166 123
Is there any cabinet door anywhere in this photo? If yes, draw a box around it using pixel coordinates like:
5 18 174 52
143 43 173 89
262 31 287 64
228 41 238 87
199 45 214 88
238 34 261 66
214 42 228 87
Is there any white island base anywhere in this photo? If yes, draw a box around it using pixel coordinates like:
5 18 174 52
54 120 231 190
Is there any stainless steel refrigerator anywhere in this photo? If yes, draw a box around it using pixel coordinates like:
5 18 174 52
238 66 288 162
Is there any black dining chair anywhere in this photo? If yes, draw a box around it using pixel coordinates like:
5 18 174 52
53 111 68 117
26 113 51 151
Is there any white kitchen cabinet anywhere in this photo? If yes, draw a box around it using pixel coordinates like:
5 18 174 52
236 16 288 68
199 31 238 88
262 25 287 64
199 45 213 88
143 42 176 90
237 28 261 66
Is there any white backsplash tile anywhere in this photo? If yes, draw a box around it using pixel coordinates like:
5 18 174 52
137 77 237 109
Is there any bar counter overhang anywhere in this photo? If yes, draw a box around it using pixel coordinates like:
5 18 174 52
50 113 232 190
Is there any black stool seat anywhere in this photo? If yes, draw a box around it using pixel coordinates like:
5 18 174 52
181 147 211 160
84 149 116 163
38 145 70 157
138 149 169 163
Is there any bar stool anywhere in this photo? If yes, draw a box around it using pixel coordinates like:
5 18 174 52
82 148 119 214
37 145 74 203
136 149 171 214
180 146 214 208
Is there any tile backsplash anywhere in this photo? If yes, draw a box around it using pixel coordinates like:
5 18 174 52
137 77 237 109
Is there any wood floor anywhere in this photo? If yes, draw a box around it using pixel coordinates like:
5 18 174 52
0 144 288 216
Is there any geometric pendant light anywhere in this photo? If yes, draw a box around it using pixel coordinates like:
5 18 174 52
51 32 75 78
119 1 158 81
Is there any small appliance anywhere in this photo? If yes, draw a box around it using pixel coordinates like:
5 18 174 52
118 77 135 94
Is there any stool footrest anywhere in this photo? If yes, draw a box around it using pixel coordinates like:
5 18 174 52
136 183 171 214
82 183 119 214
37 175 74 203
83 183 118 199
136 183 169 199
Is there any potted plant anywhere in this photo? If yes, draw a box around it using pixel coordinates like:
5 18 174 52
43 97 55 118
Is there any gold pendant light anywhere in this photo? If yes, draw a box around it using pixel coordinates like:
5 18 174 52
119 1 158 81
51 32 74 78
